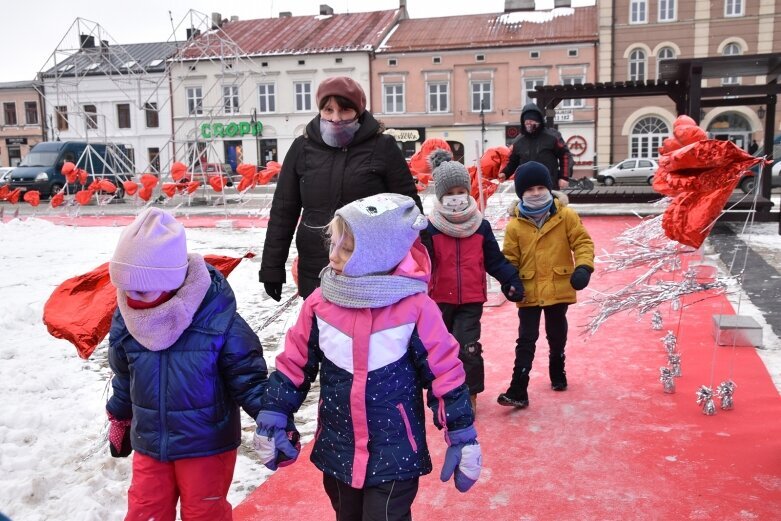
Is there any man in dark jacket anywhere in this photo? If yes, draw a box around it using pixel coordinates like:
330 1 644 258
260 76 421 300
502 103 573 189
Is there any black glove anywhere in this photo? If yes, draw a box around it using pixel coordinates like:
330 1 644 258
570 265 592 291
501 276 525 302
264 282 283 302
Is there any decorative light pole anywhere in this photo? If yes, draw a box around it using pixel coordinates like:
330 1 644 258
251 108 261 167
479 98 486 156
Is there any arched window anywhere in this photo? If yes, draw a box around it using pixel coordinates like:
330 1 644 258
722 43 742 84
656 47 676 79
630 117 669 159
629 49 646 81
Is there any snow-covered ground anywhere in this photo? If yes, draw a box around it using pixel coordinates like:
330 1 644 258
1 197 779 520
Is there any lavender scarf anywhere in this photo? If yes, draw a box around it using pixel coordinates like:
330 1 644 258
319 267 427 309
428 196 483 238
116 254 211 351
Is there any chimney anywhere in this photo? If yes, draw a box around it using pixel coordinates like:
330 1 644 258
399 0 408 20
211 12 222 29
186 28 201 40
100 40 109 55
504 0 535 12
554 0 571 6
320 4 333 15
79 35 95 49
230 15 239 22
279 11 292 17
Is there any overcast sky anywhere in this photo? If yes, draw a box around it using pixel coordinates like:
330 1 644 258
0 0 595 83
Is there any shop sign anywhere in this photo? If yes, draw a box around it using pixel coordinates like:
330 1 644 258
6 137 28 145
566 135 587 157
554 109 573 123
385 128 421 142
201 121 263 139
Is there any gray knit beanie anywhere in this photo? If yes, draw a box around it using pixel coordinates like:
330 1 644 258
336 193 428 277
429 149 471 200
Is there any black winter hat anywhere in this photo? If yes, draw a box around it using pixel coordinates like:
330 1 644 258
523 111 542 123
514 161 553 196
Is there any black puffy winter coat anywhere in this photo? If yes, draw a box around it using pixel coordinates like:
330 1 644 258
260 112 420 290
502 103 573 186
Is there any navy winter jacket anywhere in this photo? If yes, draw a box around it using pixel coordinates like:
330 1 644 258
106 265 268 462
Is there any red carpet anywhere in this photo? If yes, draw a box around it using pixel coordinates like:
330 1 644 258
233 215 781 520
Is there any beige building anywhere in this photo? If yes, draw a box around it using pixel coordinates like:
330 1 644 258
0 81 45 167
598 0 781 167
373 3 599 174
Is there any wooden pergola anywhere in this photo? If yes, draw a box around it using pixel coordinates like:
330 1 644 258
530 53 780 223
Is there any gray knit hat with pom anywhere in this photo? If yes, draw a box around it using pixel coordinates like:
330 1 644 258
336 193 428 277
429 149 471 201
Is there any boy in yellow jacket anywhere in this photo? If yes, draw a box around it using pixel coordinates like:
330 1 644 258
498 161 594 408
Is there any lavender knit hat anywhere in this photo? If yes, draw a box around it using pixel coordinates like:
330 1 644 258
109 208 188 291
336 193 428 277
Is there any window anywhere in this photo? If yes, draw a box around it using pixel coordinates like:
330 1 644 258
388 58 397 66
630 0 647 23
295 81 312 111
722 43 742 84
659 0 676 21
144 102 159 128
148 59 164 67
433 56 442 65
335 58 343 64
568 49 578 57
725 0 743 17
148 147 161 173
84 104 98 129
117 103 131 129
258 83 276 113
561 76 584 108
223 85 240 114
523 78 545 106
384 83 405 113
25 101 38 125
125 147 136 171
629 49 646 81
657 47 676 79
530 50 540 59
475 54 485 62
261 61 269 67
56 106 69 131
470 81 492 112
297 60 305 65
630 116 669 159
427 82 449 113
186 87 203 115
3 102 16 125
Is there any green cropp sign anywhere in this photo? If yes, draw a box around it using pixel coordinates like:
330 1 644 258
201 121 263 139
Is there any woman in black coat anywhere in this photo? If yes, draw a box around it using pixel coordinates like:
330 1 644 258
259 76 421 300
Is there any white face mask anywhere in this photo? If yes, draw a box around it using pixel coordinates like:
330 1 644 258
442 194 470 212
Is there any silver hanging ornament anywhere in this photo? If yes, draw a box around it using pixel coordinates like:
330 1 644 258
716 380 736 410
651 310 663 330
662 331 677 355
659 367 675 394
671 298 681 311
668 352 681 377
696 385 717 416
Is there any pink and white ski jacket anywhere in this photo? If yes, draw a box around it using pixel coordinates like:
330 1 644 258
261 245 474 488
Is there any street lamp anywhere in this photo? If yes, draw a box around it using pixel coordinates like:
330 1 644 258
757 106 766 120
250 108 261 167
479 98 486 156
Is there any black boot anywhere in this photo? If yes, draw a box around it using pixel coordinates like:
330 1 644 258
498 370 529 408
549 353 567 391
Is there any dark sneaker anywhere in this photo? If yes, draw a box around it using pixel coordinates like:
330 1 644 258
497 393 529 408
551 382 568 391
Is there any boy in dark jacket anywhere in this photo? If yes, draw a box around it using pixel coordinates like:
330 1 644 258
106 208 268 521
425 150 524 413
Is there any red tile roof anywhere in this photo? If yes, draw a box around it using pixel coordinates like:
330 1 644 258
378 7 597 53
181 10 401 59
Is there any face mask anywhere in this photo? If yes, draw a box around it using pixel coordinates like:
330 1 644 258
522 190 552 209
320 118 361 148
442 194 470 212
524 120 541 134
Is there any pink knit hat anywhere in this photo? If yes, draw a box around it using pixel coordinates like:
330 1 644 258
109 208 188 291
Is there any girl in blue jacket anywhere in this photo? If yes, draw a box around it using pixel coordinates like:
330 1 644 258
106 208 268 521
253 194 481 521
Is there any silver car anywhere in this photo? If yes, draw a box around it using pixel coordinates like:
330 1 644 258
596 158 658 186
0 167 14 188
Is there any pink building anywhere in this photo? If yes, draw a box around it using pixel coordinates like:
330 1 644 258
0 81 45 167
372 4 598 175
